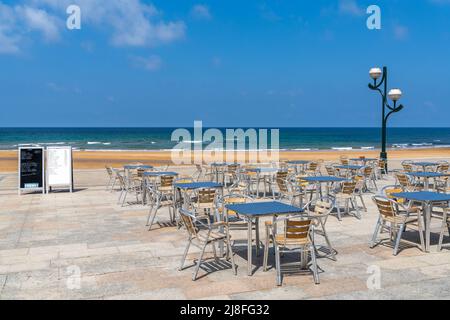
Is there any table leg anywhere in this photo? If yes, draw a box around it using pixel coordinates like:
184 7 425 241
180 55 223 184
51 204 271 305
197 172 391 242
424 202 431 252
247 217 253 276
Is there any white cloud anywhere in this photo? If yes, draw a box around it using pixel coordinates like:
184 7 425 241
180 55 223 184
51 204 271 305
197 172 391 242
0 2 22 54
16 5 60 41
0 0 186 54
190 4 212 20
338 0 364 16
33 0 186 47
393 24 409 40
130 55 162 71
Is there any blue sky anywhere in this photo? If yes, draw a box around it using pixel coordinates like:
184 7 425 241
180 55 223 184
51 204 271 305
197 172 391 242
0 0 449 127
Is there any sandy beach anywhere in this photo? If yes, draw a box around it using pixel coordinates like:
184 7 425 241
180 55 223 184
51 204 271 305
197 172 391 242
1 148 450 172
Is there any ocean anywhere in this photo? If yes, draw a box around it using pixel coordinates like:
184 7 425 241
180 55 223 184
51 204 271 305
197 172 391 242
0 127 449 151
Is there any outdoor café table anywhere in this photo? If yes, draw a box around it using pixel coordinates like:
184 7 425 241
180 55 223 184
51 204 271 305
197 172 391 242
392 191 450 252
406 172 449 190
225 201 304 276
412 162 440 172
287 160 310 174
300 176 347 202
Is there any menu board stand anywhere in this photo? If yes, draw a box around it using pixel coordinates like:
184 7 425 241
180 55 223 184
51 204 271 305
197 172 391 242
46 146 73 193
18 147 45 195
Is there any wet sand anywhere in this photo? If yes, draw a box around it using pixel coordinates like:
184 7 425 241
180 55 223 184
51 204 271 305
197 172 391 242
1 148 449 172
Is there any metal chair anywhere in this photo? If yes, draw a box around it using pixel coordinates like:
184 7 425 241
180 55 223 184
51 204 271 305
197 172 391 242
146 175 175 230
370 196 424 255
303 199 336 260
332 181 360 220
178 208 237 281
438 208 450 251
263 215 320 286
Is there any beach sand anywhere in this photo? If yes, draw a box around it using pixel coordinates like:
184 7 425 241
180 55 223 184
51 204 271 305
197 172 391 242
1 148 450 172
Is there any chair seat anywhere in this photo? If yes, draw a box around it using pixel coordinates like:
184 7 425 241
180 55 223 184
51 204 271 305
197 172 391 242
275 235 310 246
335 193 353 199
383 215 418 225
196 230 227 243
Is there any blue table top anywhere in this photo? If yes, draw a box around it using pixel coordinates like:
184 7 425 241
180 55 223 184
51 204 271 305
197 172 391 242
175 182 223 189
124 165 153 169
143 171 178 176
225 201 304 217
412 162 440 167
392 191 450 202
406 172 449 178
300 176 347 183
335 165 364 170
210 163 228 166
287 160 310 165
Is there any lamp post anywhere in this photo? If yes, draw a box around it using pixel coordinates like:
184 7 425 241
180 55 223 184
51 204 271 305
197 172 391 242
368 66 404 171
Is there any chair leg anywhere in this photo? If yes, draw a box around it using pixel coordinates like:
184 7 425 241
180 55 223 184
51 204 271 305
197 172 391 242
193 241 208 281
226 239 237 275
393 225 404 256
263 228 270 271
438 220 449 252
274 244 282 286
417 215 426 252
121 190 128 207
359 194 367 212
336 200 342 221
370 217 382 248
211 242 218 261
320 219 336 261
179 239 191 270
310 245 320 284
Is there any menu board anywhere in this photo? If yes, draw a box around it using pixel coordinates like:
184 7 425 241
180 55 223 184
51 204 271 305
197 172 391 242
19 147 45 194
46 146 73 192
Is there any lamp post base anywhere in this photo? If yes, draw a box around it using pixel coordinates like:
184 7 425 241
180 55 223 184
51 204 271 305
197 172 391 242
380 151 388 172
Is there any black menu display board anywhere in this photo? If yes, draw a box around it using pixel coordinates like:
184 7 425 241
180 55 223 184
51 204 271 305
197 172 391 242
19 147 45 194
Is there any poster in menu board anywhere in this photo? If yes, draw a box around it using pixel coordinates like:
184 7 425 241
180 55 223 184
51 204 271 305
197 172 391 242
18 147 45 194
46 146 73 193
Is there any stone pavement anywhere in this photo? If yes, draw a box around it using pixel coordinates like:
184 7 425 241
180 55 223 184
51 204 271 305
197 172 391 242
1 167 450 300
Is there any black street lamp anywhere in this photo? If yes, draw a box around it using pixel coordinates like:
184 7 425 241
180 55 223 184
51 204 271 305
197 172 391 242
368 66 405 171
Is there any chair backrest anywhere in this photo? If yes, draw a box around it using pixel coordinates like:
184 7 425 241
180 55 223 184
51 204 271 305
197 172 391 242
363 166 373 177
437 163 449 173
160 175 174 188
314 200 333 215
401 161 413 172
378 159 386 169
325 165 336 176
197 188 216 205
395 173 410 188
380 185 406 204
284 218 312 242
353 175 365 190
276 174 289 193
341 181 357 194
179 209 198 237
295 175 309 188
227 164 239 174
308 162 318 171
340 155 349 165
372 196 398 218
105 166 113 176
136 168 146 177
